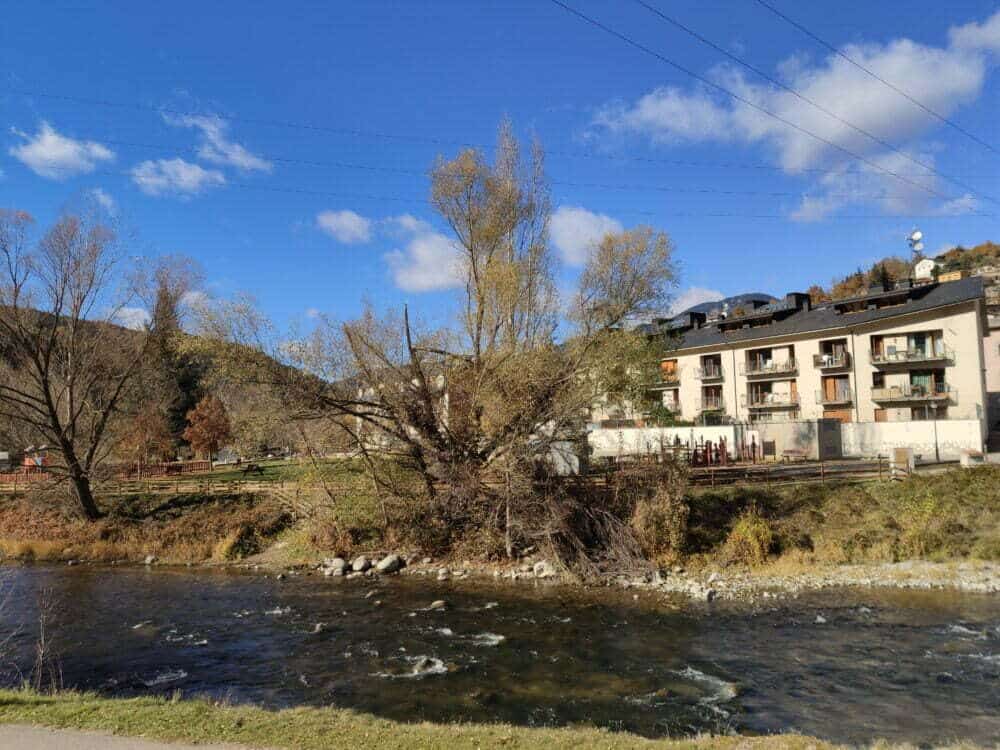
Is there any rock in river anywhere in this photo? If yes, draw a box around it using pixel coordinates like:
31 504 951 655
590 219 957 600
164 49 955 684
376 554 404 574
351 556 371 573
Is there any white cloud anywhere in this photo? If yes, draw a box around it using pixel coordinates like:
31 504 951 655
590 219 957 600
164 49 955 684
9 122 114 179
388 213 434 235
90 188 116 214
316 209 372 244
113 306 151 330
669 287 725 316
591 10 1000 217
936 193 979 216
595 87 734 144
130 158 226 197
165 114 271 172
384 217 463 292
790 149 950 221
550 206 623 266
949 10 1000 53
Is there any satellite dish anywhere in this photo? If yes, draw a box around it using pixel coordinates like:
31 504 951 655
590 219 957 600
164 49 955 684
909 230 923 243
913 241 924 252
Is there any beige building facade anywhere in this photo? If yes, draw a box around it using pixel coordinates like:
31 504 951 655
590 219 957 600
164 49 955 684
643 278 991 439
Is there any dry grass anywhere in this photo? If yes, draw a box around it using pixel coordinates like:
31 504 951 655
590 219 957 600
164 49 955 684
685 466 1000 569
0 491 291 564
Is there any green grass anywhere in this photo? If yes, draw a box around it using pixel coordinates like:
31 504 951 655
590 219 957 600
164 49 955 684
0 689 984 749
0 689 849 750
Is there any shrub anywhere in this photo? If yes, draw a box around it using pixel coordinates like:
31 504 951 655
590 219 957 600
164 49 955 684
630 469 690 562
722 509 773 567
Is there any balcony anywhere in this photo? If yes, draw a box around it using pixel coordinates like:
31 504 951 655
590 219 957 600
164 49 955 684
696 397 725 413
695 365 724 381
815 389 852 406
740 359 798 378
870 346 953 366
742 392 800 409
647 373 681 390
813 352 852 370
871 384 955 403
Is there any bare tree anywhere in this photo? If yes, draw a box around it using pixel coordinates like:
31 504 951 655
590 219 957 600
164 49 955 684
196 123 676 557
0 208 153 519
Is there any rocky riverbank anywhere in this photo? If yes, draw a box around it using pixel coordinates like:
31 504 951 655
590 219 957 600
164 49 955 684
252 549 1000 604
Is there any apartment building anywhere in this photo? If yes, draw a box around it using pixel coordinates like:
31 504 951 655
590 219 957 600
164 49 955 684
642 277 990 437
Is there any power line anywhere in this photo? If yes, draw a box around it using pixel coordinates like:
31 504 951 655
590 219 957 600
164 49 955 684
5 87 996 181
547 0 993 208
45 134 960 203
751 0 998 156
4 162 988 221
630 0 998 205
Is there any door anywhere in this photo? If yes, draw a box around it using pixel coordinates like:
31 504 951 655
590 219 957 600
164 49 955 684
874 408 888 422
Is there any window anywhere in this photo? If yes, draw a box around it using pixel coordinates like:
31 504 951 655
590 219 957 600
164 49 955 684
872 372 885 388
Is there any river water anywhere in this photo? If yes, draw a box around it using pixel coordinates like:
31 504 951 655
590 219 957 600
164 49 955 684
0 565 997 745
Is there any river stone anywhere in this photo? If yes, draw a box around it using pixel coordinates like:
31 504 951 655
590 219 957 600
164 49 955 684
428 599 447 610
351 556 371 573
144 555 157 565
325 557 347 571
533 561 557 579
376 554 404 574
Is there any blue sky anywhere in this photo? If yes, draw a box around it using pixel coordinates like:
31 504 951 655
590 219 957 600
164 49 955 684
2 0 999 328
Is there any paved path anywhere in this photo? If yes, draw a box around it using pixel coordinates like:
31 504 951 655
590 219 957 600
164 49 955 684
0 724 262 749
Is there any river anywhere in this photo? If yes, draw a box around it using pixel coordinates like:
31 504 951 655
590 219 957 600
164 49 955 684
0 565 997 745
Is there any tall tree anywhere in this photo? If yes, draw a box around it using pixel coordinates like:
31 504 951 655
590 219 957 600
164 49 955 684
198 122 676 554
0 209 153 519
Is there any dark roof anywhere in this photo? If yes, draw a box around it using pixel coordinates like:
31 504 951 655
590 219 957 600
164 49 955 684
667 277 985 352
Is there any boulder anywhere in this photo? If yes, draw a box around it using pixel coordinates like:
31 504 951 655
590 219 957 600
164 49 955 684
143 555 157 565
351 556 371 573
324 557 348 571
533 561 557 579
376 554 404 574
428 599 447 611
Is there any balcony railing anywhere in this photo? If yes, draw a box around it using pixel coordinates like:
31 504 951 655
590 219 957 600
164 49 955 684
648 370 681 389
813 352 851 370
815 389 852 405
870 345 953 366
695 365 724 381
696 397 725 412
740 359 798 377
871 384 955 403
742 392 800 409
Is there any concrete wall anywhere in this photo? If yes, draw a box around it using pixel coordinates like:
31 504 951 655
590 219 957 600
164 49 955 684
840 419 984 462
749 419 842 460
588 425 740 459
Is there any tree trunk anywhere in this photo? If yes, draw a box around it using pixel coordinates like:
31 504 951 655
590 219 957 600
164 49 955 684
69 472 101 520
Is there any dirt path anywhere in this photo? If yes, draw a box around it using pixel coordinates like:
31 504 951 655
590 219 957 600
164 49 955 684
0 724 263 749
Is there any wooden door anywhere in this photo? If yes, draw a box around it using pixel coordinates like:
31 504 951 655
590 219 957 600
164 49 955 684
874 408 887 422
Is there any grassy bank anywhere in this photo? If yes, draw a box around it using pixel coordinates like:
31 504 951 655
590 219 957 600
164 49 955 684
0 491 292 564
685 465 1000 569
0 462 996 573
0 689 868 750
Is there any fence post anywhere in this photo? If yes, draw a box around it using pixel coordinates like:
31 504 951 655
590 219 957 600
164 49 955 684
820 461 825 484
878 456 883 480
